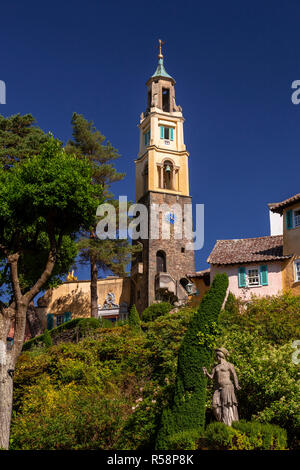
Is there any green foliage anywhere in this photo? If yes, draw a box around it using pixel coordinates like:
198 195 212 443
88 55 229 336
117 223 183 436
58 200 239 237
43 329 52 348
0 113 47 167
129 304 141 333
216 325 300 449
203 421 287 450
11 290 300 450
155 274 229 449
0 136 104 296
142 302 173 322
220 292 300 345
197 321 220 349
164 429 200 450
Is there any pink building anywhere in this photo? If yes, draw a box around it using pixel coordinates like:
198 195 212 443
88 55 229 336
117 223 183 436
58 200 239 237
208 235 289 301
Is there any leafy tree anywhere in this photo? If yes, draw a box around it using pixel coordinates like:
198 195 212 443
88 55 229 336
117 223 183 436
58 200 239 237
0 136 103 449
66 113 139 317
155 273 229 449
0 113 47 167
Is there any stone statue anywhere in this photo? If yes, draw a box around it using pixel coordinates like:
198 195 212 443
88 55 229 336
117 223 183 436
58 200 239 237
203 347 240 426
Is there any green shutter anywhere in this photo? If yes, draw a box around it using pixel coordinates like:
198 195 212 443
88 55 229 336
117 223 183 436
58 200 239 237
64 311 71 322
144 132 147 146
170 127 174 141
260 265 268 286
160 126 164 139
47 313 53 330
286 210 293 230
238 267 246 288
147 130 150 144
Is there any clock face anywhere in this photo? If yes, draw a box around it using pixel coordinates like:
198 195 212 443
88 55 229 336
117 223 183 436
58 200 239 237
165 211 176 224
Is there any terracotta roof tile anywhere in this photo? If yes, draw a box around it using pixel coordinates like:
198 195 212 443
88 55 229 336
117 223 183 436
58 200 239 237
207 235 290 265
186 269 210 278
268 193 300 214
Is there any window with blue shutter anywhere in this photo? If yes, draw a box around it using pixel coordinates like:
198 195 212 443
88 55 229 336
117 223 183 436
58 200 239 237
47 313 54 330
286 210 293 230
238 267 247 288
64 311 71 323
260 265 268 286
160 126 164 139
170 127 174 141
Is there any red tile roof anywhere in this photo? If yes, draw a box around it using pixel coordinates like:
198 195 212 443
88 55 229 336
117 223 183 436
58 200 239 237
207 235 290 265
268 193 300 214
186 269 210 278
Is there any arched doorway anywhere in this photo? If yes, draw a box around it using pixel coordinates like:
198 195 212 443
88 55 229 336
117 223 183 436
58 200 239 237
156 250 166 273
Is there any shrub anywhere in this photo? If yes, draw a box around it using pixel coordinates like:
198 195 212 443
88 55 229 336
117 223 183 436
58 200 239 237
77 317 101 337
43 329 52 347
203 421 287 450
155 274 229 449
165 429 201 450
220 292 300 345
128 305 141 333
142 302 172 323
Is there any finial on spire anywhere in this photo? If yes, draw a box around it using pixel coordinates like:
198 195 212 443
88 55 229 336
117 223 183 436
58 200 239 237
158 39 165 59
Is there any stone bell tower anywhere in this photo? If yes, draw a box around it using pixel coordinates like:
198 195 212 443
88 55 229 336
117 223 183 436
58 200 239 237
131 41 195 313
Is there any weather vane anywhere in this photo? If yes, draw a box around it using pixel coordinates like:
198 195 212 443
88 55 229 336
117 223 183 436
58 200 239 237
158 39 165 59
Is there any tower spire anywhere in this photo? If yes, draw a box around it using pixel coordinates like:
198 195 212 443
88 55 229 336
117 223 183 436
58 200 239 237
151 39 174 80
158 39 164 59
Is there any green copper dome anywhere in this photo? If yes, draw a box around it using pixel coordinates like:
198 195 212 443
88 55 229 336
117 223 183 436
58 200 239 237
151 58 173 80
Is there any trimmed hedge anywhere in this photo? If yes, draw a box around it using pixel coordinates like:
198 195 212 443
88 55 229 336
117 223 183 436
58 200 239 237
155 273 229 449
142 302 172 323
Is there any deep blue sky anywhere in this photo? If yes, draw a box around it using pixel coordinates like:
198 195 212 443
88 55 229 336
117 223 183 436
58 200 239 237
1 0 300 278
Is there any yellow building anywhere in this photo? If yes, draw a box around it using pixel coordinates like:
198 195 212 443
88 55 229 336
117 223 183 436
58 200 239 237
36 276 131 329
269 193 300 295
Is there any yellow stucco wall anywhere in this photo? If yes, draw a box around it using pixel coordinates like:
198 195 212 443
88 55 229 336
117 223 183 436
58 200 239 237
281 203 300 294
135 109 190 201
37 277 131 327
282 256 300 295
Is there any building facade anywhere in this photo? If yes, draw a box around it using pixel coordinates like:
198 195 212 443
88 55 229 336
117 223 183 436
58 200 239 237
131 45 195 313
269 192 300 295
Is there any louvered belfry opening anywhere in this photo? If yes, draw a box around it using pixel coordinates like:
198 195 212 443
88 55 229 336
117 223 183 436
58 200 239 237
162 88 170 112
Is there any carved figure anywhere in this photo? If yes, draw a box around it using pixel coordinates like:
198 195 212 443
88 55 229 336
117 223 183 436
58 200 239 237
203 347 240 426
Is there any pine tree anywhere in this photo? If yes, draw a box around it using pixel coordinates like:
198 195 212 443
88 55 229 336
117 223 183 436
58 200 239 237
0 113 47 167
155 273 229 449
66 113 140 317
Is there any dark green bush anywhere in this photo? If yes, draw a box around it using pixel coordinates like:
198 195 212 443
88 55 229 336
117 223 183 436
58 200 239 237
203 421 287 450
77 317 101 337
142 302 172 323
43 329 52 347
129 304 141 333
155 273 229 449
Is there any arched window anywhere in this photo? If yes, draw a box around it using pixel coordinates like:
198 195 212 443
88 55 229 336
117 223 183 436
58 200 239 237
180 278 189 290
163 160 173 190
156 250 166 273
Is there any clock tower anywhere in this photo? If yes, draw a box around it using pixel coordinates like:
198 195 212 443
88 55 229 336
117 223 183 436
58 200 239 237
131 41 195 313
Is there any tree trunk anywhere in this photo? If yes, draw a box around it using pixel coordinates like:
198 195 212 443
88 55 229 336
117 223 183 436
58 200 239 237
0 362 14 450
90 258 98 318
0 303 27 450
